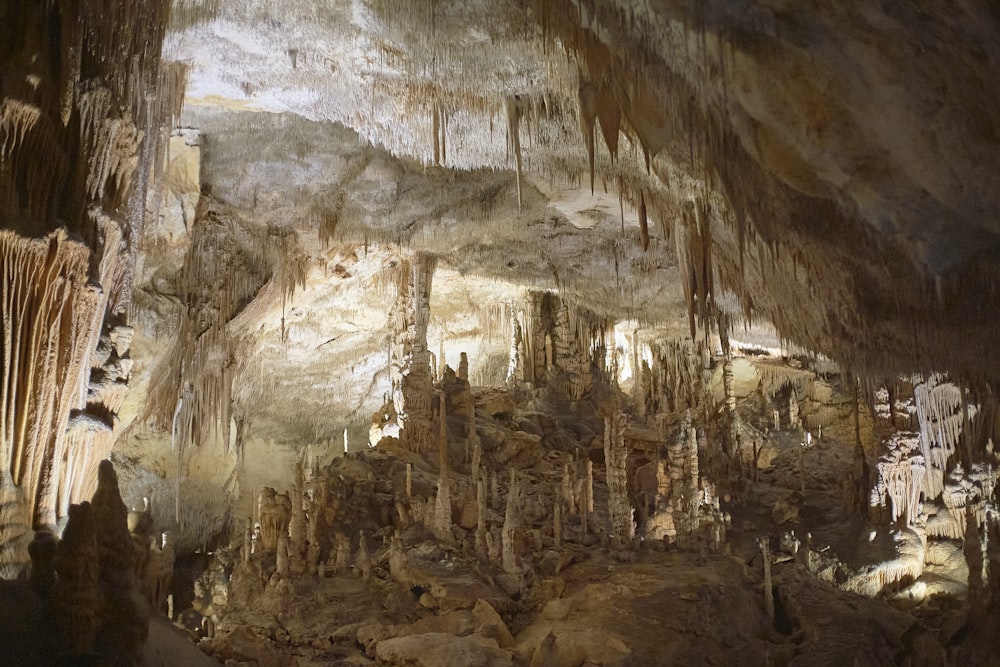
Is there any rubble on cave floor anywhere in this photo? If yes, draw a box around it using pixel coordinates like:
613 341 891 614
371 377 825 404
171 351 1000 667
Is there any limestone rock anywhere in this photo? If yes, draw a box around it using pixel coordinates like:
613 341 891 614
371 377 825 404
375 632 512 667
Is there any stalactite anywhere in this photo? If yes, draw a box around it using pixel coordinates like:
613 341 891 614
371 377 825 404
257 487 291 553
674 197 715 338
842 528 925 597
505 96 524 212
869 432 925 525
914 375 965 501
0 470 31 578
578 81 598 194
638 190 649 251
142 207 308 465
0 230 101 529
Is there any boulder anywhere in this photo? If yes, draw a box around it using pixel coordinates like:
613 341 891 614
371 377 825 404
375 632 512 667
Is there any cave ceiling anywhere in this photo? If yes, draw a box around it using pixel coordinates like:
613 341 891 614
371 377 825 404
120 0 1000 457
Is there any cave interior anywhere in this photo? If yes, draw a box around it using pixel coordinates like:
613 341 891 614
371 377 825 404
1 1 1000 665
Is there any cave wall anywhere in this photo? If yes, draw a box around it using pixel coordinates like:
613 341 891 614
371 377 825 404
0 0 178 544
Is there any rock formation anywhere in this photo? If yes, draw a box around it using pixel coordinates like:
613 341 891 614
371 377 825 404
3 1 1000 665
604 413 634 547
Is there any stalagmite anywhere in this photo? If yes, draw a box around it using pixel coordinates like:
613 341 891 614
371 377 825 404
391 255 437 453
459 352 469 382
965 506 988 626
51 502 100 655
604 413 634 547
28 529 58 598
553 486 562 548
276 534 289 577
306 492 321 573
356 530 371 581
471 433 482 495
719 320 742 461
760 537 774 624
666 410 702 541
433 394 453 543
476 478 488 559
91 460 146 664
507 319 524 384
332 533 350 574
152 532 174 614
788 391 800 430
502 470 520 575
243 523 252 565
289 463 306 574
799 443 806 494
562 463 576 516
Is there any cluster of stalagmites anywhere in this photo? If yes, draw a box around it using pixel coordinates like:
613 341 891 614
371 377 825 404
13 460 170 665
188 336 742 665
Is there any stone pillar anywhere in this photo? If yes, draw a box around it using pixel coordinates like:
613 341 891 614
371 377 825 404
669 410 701 541
604 413 633 547
391 254 437 453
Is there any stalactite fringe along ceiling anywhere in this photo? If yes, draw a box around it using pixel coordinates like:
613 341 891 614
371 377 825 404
164 0 1000 378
